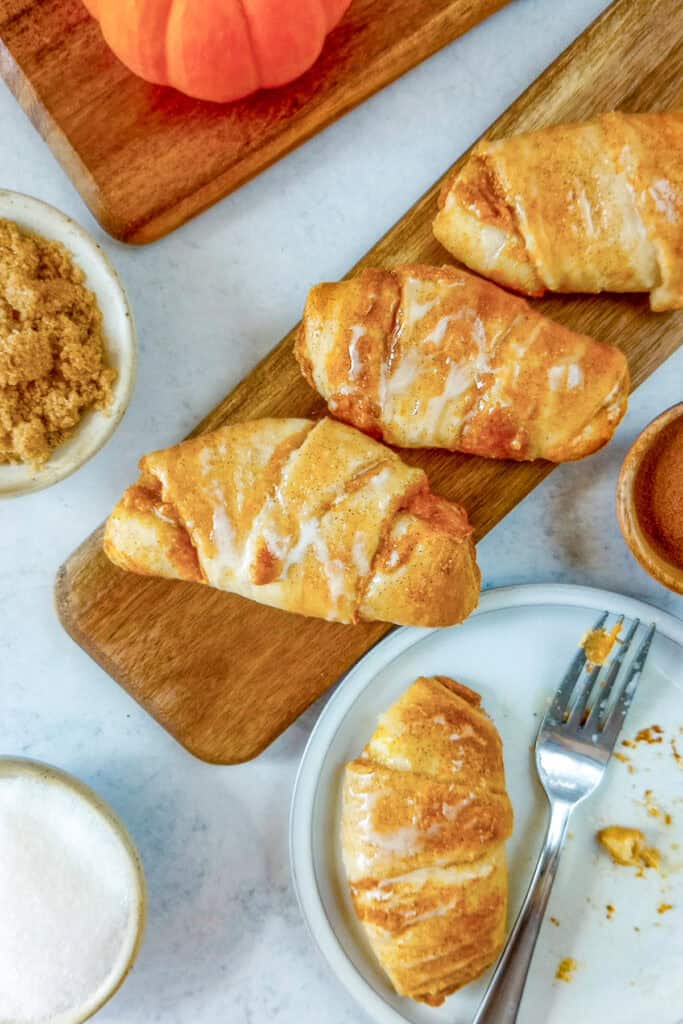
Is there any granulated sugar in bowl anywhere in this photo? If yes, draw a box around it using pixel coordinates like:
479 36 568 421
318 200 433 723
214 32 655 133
0 758 146 1023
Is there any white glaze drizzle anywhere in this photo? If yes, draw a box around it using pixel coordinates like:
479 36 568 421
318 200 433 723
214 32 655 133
650 178 679 224
576 187 595 236
348 324 365 380
352 533 371 577
567 362 583 389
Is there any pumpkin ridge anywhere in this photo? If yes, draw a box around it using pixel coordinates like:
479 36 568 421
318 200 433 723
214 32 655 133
235 0 263 87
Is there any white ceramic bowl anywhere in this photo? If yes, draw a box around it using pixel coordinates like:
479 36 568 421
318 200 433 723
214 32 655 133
0 191 137 498
0 756 147 1023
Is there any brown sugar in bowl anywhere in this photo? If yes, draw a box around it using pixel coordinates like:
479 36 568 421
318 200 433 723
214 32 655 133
0 191 136 497
617 403 683 595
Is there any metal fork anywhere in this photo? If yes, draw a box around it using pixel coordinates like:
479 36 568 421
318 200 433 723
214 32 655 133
472 612 657 1024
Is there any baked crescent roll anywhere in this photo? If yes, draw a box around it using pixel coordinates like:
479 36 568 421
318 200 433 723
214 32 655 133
296 264 629 461
341 676 513 1006
433 111 683 311
104 418 480 627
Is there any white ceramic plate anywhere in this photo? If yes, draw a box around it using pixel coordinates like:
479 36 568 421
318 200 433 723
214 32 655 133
0 191 137 497
290 584 683 1024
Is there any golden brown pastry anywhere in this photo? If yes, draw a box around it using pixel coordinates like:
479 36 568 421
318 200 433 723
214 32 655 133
433 111 683 311
296 264 629 461
104 418 480 627
341 676 513 1005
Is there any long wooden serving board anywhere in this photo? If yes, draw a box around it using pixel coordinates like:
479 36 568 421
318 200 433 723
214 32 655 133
0 0 509 244
56 0 683 763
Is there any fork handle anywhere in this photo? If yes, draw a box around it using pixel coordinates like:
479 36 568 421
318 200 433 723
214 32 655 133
472 799 573 1024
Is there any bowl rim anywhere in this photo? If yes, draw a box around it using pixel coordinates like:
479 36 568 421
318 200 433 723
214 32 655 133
0 755 147 1023
616 401 683 595
0 190 137 498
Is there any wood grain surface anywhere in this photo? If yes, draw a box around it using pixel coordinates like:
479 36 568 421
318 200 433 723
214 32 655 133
0 0 509 244
56 0 683 764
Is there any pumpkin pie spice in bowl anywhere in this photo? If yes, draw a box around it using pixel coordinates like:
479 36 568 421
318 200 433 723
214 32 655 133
617 402 683 594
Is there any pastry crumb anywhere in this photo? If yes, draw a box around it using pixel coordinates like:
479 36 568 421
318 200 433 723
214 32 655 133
0 217 116 466
581 623 621 668
633 725 664 745
643 789 671 825
641 847 660 869
550 916 560 927
657 903 673 914
555 957 577 983
606 903 616 919
614 752 636 773
597 826 660 871
672 738 683 770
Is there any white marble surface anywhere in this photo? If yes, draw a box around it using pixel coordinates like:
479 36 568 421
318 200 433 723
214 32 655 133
1 2 681 1021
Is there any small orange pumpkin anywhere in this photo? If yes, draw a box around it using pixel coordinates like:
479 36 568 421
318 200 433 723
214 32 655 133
82 0 352 103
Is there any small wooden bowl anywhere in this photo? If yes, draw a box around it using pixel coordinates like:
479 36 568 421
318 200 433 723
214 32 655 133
617 402 683 595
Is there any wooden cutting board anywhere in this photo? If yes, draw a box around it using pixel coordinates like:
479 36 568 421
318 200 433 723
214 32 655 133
56 0 683 764
0 0 509 244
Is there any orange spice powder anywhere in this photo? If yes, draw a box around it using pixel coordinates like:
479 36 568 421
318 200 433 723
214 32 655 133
633 414 683 570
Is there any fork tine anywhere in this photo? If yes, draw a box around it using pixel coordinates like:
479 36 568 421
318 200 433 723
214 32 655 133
566 664 601 725
582 617 638 729
546 611 609 724
599 623 657 748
